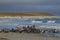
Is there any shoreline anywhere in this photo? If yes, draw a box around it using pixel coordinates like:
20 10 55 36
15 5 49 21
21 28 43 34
0 16 59 18
0 32 60 40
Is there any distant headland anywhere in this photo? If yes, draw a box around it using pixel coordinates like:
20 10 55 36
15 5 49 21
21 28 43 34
0 12 54 17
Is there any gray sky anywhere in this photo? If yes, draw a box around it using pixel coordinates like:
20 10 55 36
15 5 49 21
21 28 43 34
0 0 59 3
0 0 60 16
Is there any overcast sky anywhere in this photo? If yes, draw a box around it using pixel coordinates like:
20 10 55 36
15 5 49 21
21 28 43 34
0 0 59 3
0 0 60 16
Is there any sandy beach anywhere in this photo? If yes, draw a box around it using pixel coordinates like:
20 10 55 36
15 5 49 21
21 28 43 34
0 32 60 40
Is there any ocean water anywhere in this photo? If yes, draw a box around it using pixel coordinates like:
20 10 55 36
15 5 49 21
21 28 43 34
0 17 60 37
0 18 60 29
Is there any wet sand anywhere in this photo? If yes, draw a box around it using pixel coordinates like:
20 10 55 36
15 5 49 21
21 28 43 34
0 32 60 40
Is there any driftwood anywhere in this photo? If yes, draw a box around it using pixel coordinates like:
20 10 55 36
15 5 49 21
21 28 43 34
0 25 59 33
1 29 9 33
48 29 59 33
22 26 45 33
